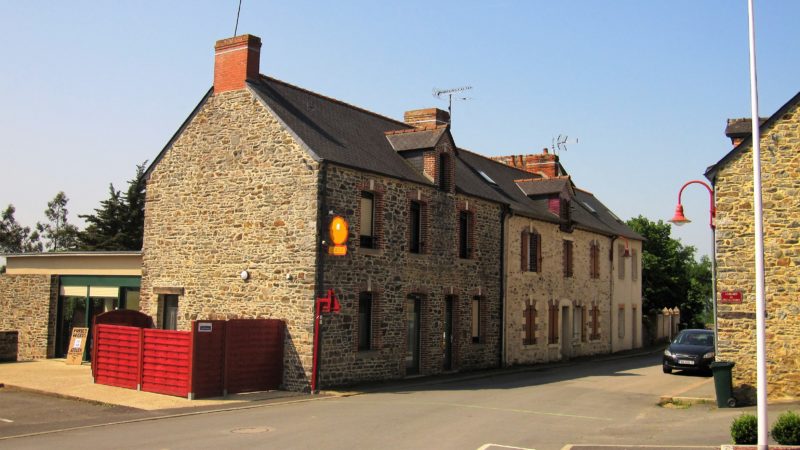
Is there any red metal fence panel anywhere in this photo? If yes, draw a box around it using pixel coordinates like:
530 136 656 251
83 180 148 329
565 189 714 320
141 329 192 397
225 319 284 394
93 325 141 390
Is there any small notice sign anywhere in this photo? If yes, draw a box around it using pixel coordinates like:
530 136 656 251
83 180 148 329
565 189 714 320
720 291 743 304
198 322 213 332
66 327 89 365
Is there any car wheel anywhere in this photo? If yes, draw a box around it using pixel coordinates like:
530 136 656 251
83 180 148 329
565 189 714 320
662 365 672 374
727 397 737 408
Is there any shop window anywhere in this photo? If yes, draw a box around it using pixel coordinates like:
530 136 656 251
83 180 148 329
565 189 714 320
358 292 372 351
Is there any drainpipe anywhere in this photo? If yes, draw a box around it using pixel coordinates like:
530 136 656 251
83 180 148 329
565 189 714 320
499 207 508 367
609 235 617 352
311 161 328 393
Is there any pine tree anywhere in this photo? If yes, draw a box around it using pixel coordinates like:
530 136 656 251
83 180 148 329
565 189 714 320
0 204 42 253
39 192 80 252
78 162 147 251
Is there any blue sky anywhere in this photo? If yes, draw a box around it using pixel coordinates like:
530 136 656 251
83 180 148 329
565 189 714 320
1 1 798 258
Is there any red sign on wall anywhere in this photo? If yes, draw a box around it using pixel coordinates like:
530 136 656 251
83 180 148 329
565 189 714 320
720 291 743 304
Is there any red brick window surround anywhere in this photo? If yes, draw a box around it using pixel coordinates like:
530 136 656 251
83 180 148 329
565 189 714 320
589 240 600 279
562 240 574 278
548 301 559 345
590 304 600 340
356 182 385 250
521 230 542 273
523 303 537 345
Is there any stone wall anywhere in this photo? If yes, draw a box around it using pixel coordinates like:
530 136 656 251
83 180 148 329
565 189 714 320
505 216 617 365
713 100 800 401
318 164 503 387
0 274 57 360
141 89 320 392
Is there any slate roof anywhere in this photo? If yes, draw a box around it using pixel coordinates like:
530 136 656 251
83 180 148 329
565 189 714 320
707 91 800 180
386 127 447 151
148 73 640 240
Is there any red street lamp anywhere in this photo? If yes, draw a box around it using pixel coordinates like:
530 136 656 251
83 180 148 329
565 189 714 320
669 180 716 229
668 179 718 356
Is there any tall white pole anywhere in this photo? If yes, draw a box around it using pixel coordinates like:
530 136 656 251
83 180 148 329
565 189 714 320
747 0 768 448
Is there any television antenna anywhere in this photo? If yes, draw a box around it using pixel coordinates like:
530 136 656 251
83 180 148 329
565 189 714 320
233 0 243 36
432 85 473 120
551 134 579 155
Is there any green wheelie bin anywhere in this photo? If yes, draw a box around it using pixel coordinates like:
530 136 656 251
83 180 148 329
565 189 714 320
710 361 736 408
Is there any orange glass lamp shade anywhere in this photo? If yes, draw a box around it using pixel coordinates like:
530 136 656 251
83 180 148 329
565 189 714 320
328 216 349 256
669 204 691 226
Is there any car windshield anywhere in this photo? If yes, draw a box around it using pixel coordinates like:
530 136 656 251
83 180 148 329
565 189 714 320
673 332 713 346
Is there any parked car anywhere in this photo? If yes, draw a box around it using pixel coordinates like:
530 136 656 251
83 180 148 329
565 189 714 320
662 329 715 374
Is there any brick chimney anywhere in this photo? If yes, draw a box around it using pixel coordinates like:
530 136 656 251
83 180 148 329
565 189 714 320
404 108 450 129
213 34 262 94
491 148 561 178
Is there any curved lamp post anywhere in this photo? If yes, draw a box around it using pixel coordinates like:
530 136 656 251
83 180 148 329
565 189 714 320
668 180 717 355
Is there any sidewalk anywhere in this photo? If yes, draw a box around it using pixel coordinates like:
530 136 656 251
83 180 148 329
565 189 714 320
0 359 305 411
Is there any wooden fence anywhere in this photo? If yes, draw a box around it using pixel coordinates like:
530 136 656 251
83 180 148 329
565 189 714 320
92 319 284 399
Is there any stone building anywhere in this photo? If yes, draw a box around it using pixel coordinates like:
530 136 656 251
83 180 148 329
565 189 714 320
141 35 506 391
463 152 643 365
0 34 643 391
705 91 800 401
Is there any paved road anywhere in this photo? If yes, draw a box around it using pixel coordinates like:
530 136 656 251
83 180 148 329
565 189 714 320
1 354 794 449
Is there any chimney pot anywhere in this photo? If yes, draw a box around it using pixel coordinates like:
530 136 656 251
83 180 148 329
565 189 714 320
214 34 262 94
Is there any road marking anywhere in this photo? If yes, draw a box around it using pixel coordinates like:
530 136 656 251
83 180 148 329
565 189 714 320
0 418 13 423
477 444 536 450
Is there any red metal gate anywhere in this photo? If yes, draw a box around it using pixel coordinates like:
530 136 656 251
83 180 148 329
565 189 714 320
92 319 284 399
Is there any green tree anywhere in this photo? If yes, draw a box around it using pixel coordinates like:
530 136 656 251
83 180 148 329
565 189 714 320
39 191 80 251
79 162 146 251
0 205 43 253
626 215 711 328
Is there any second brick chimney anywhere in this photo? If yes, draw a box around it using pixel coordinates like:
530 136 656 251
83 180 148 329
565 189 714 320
492 148 562 178
214 34 262 94
404 108 450 128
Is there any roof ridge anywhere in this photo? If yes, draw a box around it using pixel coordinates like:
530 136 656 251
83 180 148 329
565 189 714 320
385 124 447 135
457 147 540 178
259 75 413 129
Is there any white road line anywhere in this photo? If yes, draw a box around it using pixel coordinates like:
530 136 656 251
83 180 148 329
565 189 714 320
0 418 13 423
477 444 536 450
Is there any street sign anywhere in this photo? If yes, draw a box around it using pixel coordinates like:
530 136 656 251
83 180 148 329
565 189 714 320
720 291 743 304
